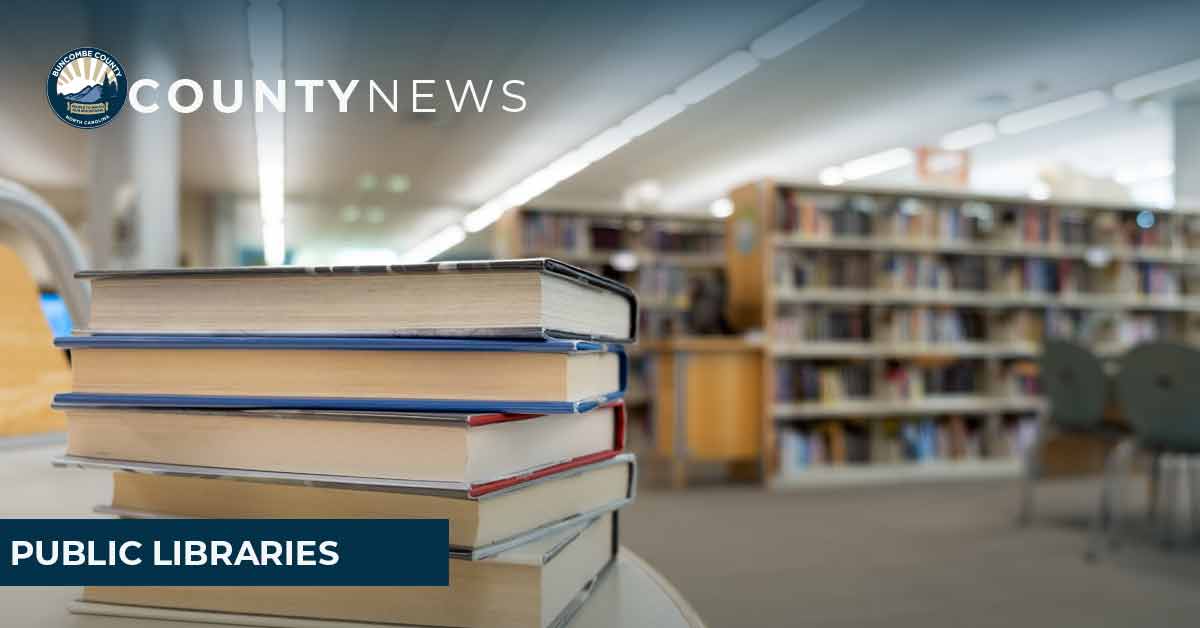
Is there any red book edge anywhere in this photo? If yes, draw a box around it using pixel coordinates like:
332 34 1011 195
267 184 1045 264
467 400 627 498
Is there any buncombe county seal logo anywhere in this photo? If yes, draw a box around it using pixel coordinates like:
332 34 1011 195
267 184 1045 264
46 47 127 129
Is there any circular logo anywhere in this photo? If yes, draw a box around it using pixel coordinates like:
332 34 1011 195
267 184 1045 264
46 47 127 129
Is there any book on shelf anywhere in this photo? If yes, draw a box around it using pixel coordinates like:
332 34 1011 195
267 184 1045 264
776 413 1038 475
55 335 625 415
739 182 1200 484
76 513 617 628
882 364 924 401
774 362 872 402
78 259 637 343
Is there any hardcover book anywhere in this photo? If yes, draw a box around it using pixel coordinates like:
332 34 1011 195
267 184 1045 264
55 336 626 415
54 453 636 559
56 401 627 484
75 513 618 628
78 258 638 343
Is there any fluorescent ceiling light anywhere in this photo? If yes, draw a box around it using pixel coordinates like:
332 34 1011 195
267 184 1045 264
841 148 913 180
609 250 639 272
1114 58 1200 101
750 0 864 60
333 247 400 266
816 166 844 187
940 123 996 151
818 167 845 186
709 197 734 218
248 0 286 265
1114 159 1174 185
404 0 862 260
573 127 633 164
1028 181 1051 201
619 95 685 138
399 225 465 264
462 200 508 234
996 90 1109 135
675 51 759 104
261 220 286 265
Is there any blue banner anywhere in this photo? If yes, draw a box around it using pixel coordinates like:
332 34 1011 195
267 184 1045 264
0 519 449 586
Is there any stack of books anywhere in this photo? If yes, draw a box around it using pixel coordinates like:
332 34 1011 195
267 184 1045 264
53 258 639 628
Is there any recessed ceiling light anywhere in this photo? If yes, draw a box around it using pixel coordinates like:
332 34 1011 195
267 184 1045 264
818 167 845 186
339 205 361 222
709 197 734 218
610 250 639 272
358 173 378 191
1028 181 1051 200
387 175 411 194
365 207 386 224
623 179 663 209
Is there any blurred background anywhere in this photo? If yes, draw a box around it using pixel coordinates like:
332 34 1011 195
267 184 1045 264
5 0 1200 626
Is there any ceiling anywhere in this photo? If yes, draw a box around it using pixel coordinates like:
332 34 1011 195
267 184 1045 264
543 0 1200 210
3 0 1200 253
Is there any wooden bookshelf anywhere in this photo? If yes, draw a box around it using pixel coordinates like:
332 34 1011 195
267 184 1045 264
492 206 727 419
726 181 1200 488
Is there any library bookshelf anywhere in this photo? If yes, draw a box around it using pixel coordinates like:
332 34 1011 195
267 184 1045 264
492 205 726 411
725 180 1200 489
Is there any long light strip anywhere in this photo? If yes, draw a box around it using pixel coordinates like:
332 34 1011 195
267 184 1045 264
675 51 759 104
248 0 287 265
1113 159 1175 185
750 0 865 60
996 90 1109 135
407 0 865 261
399 225 466 264
939 122 996 151
840 147 913 180
1114 58 1200 101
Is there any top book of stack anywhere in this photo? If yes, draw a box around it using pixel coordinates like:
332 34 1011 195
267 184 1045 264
77 258 638 343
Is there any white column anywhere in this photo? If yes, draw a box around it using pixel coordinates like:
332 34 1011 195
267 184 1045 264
1173 100 1200 208
86 122 126 269
87 1 181 269
128 43 180 268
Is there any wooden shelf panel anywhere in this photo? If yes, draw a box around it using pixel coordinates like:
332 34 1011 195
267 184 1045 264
772 396 1044 420
769 181 1200 214
773 234 1200 265
520 205 721 222
769 458 1021 489
773 286 1200 311
522 249 724 269
770 341 1039 359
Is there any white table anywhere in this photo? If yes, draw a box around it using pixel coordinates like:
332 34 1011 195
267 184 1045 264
0 441 705 628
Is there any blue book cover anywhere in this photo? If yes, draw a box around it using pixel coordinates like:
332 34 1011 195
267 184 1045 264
55 335 626 415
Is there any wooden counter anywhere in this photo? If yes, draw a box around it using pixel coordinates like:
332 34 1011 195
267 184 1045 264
645 336 763 488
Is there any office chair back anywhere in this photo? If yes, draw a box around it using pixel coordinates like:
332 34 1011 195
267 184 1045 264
1116 341 1200 453
1040 339 1107 431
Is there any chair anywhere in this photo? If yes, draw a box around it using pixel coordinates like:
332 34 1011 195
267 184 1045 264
0 246 72 437
0 178 89 439
1090 341 1200 555
1019 339 1115 525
